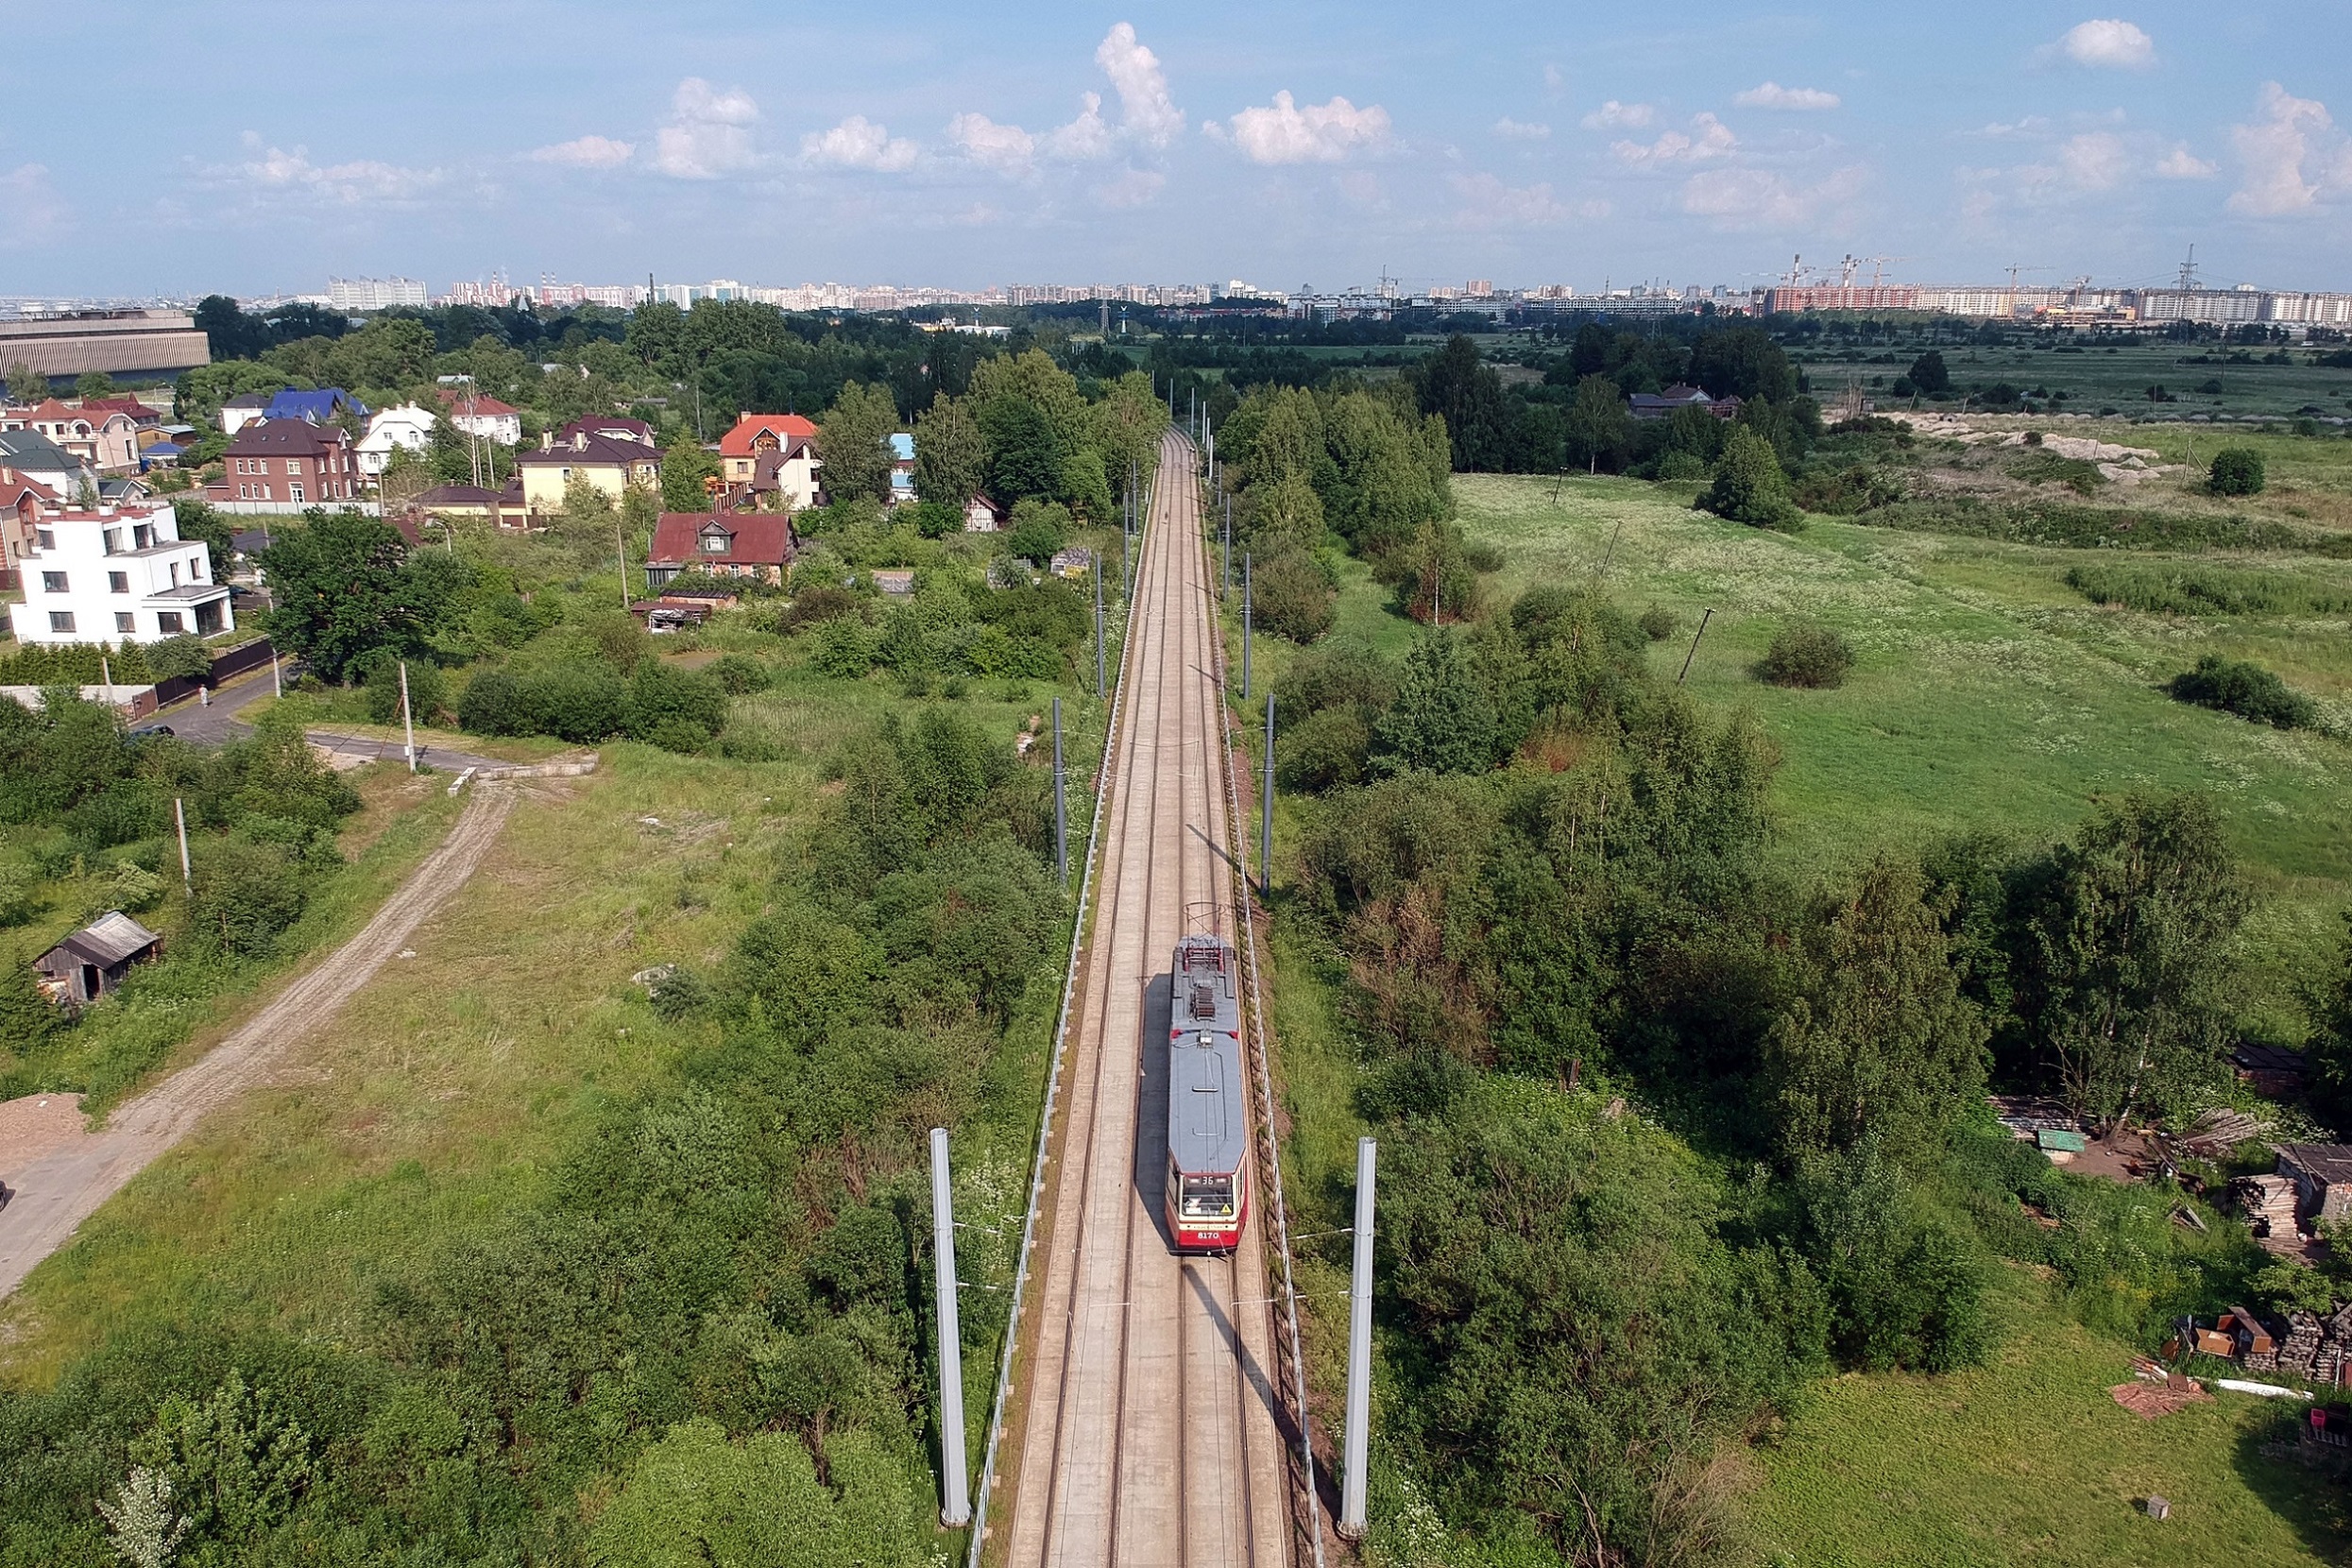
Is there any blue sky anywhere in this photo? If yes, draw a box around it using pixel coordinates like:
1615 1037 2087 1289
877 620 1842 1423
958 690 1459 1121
6 2 2349 298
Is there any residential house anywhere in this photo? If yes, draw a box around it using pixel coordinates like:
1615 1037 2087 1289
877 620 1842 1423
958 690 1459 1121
2 399 141 471
6 500 233 645
644 511 792 587
402 484 527 531
871 568 915 597
80 395 161 435
436 387 522 445
206 418 360 510
357 402 438 479
562 415 656 447
716 413 821 511
0 469 60 587
516 424 661 516
963 495 1006 533
1628 384 1743 420
1048 546 1096 580
0 428 96 503
219 392 272 434
264 387 366 424
888 432 915 507
32 911 163 1007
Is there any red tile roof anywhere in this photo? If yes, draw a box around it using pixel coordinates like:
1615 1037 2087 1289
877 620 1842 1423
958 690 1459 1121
436 389 520 418
648 510 793 567
77 397 155 423
718 413 817 457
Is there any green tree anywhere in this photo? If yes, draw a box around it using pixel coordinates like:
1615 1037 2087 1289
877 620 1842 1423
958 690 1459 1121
659 432 719 512
2208 447 2266 496
2015 793 2251 1125
5 362 46 404
189 839 309 957
1793 1148 1988 1372
1697 425 1803 531
2295 916 2352 1134
1766 856 1989 1170
1376 633 1497 774
1561 374 1630 474
1253 548 1338 643
1906 349 1951 397
818 381 899 503
1688 324 1798 402
912 391 988 505
256 513 431 681
979 394 1062 503
0 959 58 1049
1414 334 1507 470
74 370 117 401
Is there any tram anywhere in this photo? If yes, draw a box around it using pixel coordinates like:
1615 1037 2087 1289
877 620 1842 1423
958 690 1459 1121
1165 934 1250 1253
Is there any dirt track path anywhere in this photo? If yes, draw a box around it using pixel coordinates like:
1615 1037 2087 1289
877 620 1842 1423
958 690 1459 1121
0 783 518 1300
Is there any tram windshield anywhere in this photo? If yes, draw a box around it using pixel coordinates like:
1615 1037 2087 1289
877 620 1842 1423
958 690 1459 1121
1179 1173 1236 1219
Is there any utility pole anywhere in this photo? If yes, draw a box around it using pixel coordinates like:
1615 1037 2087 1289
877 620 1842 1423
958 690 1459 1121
1242 553 1253 700
1051 697 1067 886
174 797 192 898
929 1128 971 1529
1677 607 1713 686
269 647 281 699
399 660 418 772
1338 1136 1377 1540
1261 695 1275 900
616 515 630 609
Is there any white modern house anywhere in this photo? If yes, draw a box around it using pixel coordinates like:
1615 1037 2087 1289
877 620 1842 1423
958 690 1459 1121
357 402 437 479
6 501 233 645
437 387 522 446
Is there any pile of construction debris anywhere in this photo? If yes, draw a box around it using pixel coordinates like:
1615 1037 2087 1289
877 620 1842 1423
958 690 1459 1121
2178 1303 2352 1389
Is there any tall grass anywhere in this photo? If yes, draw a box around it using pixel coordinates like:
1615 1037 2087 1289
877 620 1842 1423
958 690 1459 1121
2065 561 2352 617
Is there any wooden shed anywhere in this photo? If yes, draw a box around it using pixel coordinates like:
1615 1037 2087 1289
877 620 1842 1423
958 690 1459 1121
32 911 162 1006
2276 1144 2352 1228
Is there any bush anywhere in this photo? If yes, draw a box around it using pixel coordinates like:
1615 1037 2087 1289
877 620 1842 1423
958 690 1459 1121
705 653 771 694
2209 447 2266 495
520 661 632 743
1636 605 1678 641
783 586 866 634
189 838 309 957
810 618 879 678
626 660 728 751
1696 425 1804 532
145 635 215 683
362 657 447 726
2168 655 2316 729
1251 548 1338 643
457 670 526 736
1277 707 1373 793
1758 622 1854 689
1002 499 1070 564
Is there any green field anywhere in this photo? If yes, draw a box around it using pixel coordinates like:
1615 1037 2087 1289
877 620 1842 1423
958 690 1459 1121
1790 336 2352 422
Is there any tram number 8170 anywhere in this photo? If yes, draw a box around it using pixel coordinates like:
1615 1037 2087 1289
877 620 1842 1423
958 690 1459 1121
1165 934 1250 1254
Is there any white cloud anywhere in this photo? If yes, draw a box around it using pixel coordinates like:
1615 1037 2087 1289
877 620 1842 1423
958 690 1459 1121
1095 166 1166 208
1543 64 1564 96
1225 91 1390 164
1450 171 1594 228
0 163 68 247
801 115 918 172
1972 114 2054 139
2154 142 2217 179
2035 129 2130 190
1096 23 1183 146
1580 100 1655 130
2228 81 2352 215
947 112 1036 175
2047 19 2156 69
531 134 634 169
654 78 759 179
237 145 444 202
1493 118 1551 141
1611 112 1737 164
1679 163 1866 229
1733 81 1841 111
1045 92 1116 161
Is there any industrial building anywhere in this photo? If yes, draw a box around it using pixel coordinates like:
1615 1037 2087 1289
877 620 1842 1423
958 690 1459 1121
0 310 210 390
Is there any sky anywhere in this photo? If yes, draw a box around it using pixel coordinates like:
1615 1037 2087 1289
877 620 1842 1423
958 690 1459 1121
6 2 2350 299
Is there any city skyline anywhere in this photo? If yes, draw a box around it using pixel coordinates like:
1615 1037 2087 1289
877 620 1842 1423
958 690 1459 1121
4 2 2349 297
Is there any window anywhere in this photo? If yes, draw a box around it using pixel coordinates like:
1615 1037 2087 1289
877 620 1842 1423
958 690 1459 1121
168 562 180 587
156 612 183 634
114 612 134 633
702 533 727 554
40 571 66 593
47 611 74 634
133 524 152 548
238 485 249 500
35 529 53 551
102 529 118 554
108 571 128 593
285 459 301 476
1178 1173 1236 1220
289 484 304 503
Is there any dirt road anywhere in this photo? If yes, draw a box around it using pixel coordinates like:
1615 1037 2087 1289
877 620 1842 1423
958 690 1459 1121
0 783 518 1300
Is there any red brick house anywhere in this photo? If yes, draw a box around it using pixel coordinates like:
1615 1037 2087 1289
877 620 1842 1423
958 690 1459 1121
646 511 793 587
206 418 360 508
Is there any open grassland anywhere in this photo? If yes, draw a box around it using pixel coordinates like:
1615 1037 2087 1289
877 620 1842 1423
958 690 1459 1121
1747 1269 2351 1568
1452 469 2352 1018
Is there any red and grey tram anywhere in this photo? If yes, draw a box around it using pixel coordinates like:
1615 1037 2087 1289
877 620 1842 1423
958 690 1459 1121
1166 934 1251 1253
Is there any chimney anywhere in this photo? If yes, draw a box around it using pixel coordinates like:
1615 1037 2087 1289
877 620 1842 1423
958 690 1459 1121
540 430 553 452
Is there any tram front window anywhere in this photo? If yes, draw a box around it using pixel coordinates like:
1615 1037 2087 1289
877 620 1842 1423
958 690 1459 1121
1179 1173 1236 1219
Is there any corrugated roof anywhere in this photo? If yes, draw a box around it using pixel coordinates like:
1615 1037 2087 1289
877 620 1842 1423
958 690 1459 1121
42 910 162 969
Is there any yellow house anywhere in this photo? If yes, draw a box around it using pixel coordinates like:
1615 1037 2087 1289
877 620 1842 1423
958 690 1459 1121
516 418 662 516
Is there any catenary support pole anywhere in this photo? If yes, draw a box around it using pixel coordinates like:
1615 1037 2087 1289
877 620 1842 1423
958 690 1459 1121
399 661 417 772
930 1128 971 1527
1242 553 1253 700
174 797 192 897
1051 698 1067 886
1221 503 1231 598
1261 695 1275 900
1338 1136 1377 1540
1094 558 1106 696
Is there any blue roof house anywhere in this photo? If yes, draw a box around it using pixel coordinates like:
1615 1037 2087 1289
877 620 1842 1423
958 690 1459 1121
888 431 915 506
264 388 367 424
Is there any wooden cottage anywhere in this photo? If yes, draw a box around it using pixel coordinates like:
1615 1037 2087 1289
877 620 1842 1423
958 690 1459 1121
33 911 162 1006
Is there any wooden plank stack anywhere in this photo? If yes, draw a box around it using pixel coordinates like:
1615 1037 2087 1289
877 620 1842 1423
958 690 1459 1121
2232 1174 2301 1238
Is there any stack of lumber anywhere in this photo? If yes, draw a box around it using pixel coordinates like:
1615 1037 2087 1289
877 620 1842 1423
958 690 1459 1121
2181 1108 2271 1157
2233 1174 2301 1237
2280 1312 2325 1376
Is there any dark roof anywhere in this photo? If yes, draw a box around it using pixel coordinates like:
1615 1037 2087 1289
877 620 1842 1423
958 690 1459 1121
264 388 365 422
223 418 349 457
222 392 272 409
2235 1043 2308 1075
518 432 661 469
2277 1144 2352 1185
35 911 162 972
648 510 793 566
412 484 502 506
0 428 79 469
559 416 655 446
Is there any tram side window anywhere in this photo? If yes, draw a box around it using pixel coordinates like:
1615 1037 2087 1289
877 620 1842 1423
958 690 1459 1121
1180 1173 1236 1219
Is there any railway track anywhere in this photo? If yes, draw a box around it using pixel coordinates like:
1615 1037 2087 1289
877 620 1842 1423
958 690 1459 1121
998 431 1291 1567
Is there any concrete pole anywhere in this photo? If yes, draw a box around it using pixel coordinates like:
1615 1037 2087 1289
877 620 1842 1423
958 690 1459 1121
1242 553 1253 700
1221 503 1231 599
1052 697 1067 886
399 661 417 772
270 648 281 698
1261 694 1275 899
174 797 192 897
1094 557 1106 696
930 1127 971 1528
1338 1136 1377 1540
